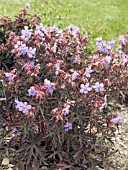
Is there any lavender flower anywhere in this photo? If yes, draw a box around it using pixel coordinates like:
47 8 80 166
13 127 17 133
118 35 126 44
5 73 14 82
28 86 37 96
84 66 93 78
108 39 116 48
102 56 112 70
111 115 124 124
14 41 28 55
122 55 128 66
44 78 55 94
68 24 79 38
23 61 35 71
80 83 92 94
73 55 77 63
60 84 65 89
21 26 31 42
64 122 72 132
93 82 105 92
15 98 32 114
27 47 36 58
25 3 30 10
72 71 79 81
64 105 70 115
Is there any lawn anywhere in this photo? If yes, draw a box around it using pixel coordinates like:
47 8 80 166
0 0 128 39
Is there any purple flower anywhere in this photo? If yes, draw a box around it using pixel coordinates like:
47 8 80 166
64 122 72 132
96 38 115 54
73 55 77 63
35 29 44 40
84 66 93 78
118 35 126 44
80 83 92 94
111 115 124 124
27 47 36 58
21 26 32 42
53 161 57 165
28 86 37 96
93 82 105 92
72 71 79 81
5 73 14 82
44 78 55 94
122 55 128 66
13 127 17 133
14 41 28 55
23 61 35 70
108 39 116 48
15 98 32 114
68 24 79 38
96 156 100 161
60 84 65 89
102 56 112 70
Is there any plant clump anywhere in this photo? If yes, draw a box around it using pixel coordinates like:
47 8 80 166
0 4 127 170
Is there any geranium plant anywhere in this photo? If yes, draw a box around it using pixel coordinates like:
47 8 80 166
0 5 127 170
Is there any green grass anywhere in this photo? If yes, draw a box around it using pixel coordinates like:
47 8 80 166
0 0 128 39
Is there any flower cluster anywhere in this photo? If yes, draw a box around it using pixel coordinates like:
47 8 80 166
96 37 116 54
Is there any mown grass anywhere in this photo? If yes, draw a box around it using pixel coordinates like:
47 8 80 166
0 0 128 39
